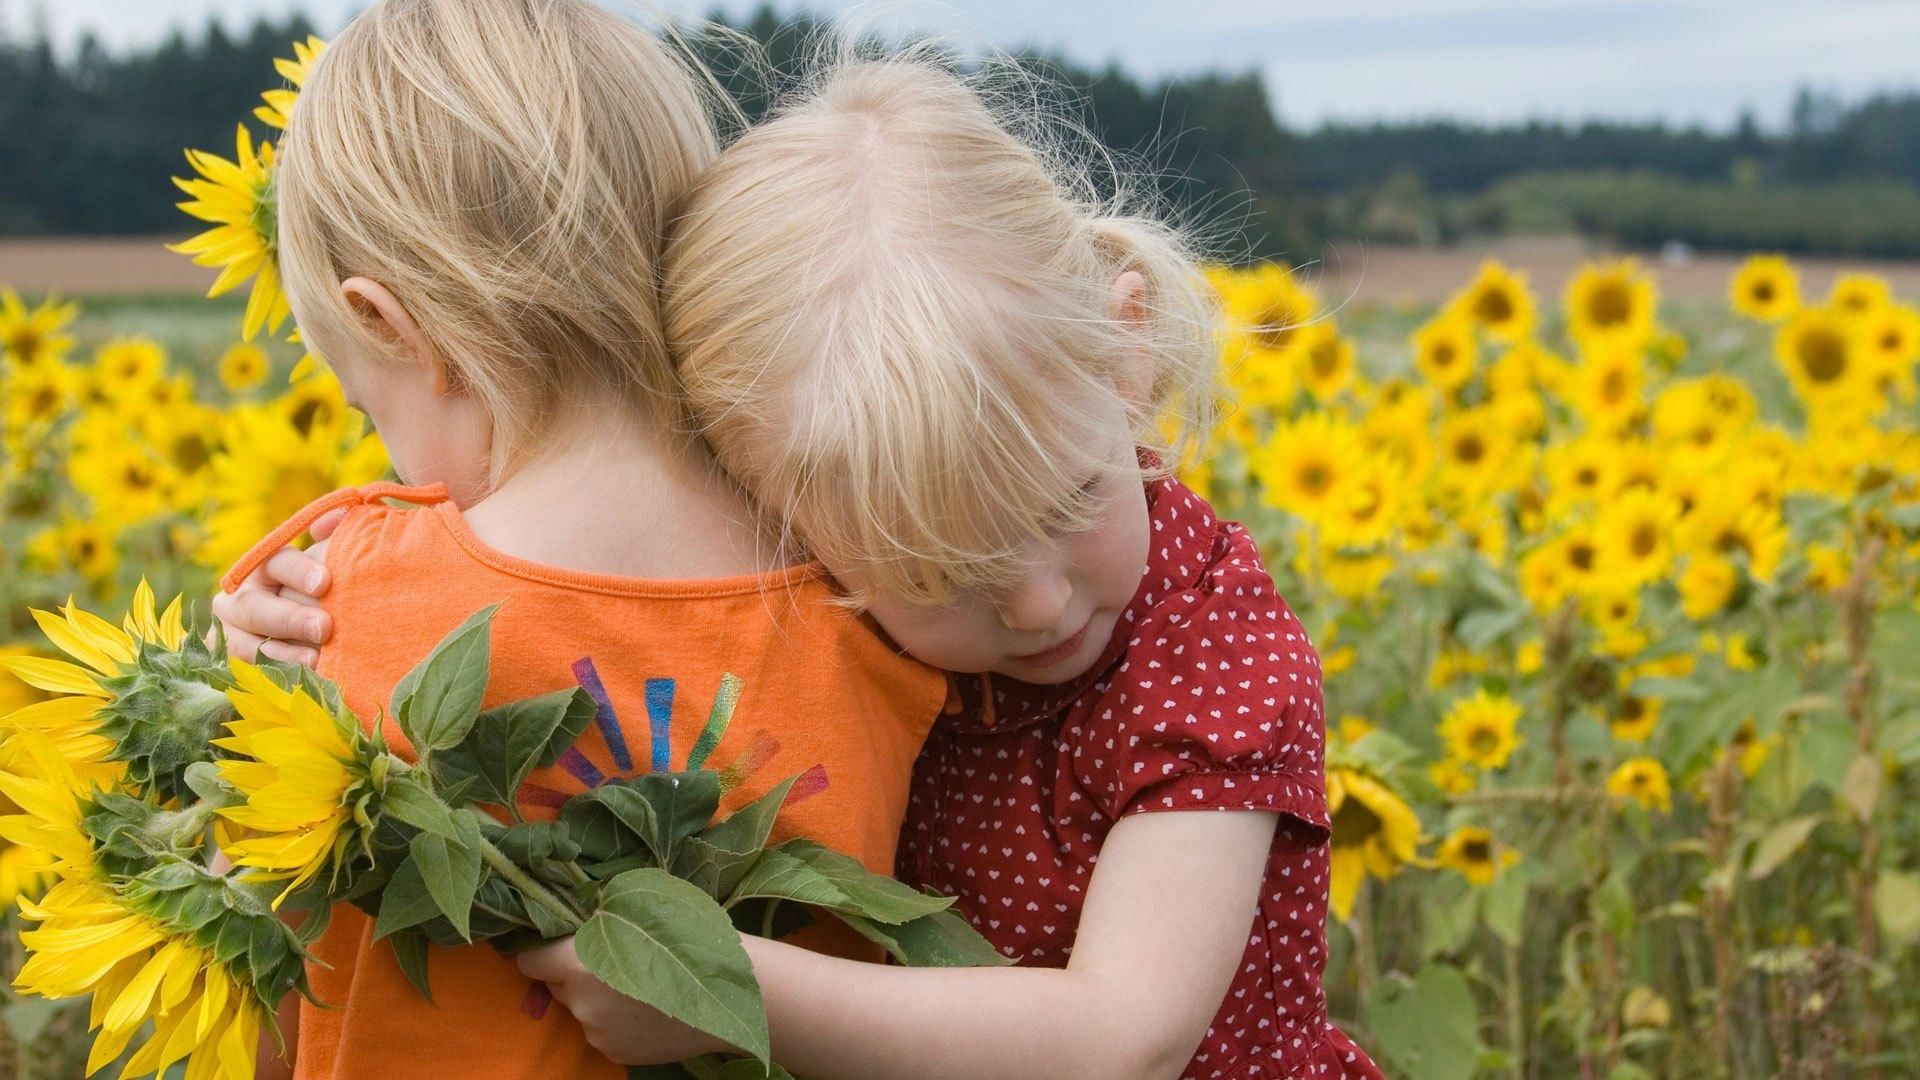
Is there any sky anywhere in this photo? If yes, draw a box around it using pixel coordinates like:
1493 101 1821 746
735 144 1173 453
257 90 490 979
5 0 1918 130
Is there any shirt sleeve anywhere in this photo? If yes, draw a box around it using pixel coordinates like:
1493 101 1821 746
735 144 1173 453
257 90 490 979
1071 524 1331 836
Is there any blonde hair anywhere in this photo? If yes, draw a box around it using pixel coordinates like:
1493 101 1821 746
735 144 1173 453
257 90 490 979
277 0 721 481
664 52 1219 606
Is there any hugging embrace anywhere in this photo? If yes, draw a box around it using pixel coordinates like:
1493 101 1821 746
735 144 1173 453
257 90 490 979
212 1 1382 1077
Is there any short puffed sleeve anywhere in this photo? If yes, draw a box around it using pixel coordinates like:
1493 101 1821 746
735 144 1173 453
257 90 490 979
1069 521 1331 835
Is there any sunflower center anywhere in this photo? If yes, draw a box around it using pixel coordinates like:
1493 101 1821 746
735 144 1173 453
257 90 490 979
1431 343 1457 369
1252 304 1298 353
1454 434 1485 464
1620 697 1645 721
1331 795 1382 846
1298 461 1332 496
172 433 212 473
1753 282 1775 302
291 398 336 436
1469 726 1500 756
1601 368 1628 403
1630 523 1659 559
1798 329 1848 383
1310 339 1341 378
1475 287 1514 324
1460 838 1492 863
1589 282 1632 326
1568 540 1597 572
8 330 40 358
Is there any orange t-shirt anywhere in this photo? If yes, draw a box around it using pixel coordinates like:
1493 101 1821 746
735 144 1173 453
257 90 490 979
222 482 944 1080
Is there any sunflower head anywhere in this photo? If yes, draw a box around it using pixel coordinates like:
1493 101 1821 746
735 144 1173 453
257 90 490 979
1450 259 1536 343
1606 757 1672 813
1566 259 1657 348
1438 688 1523 771
214 659 381 905
1729 255 1800 322
1326 767 1422 921
1436 825 1517 886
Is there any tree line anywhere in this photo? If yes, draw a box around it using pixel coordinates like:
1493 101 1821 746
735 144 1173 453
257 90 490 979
1 7 1916 257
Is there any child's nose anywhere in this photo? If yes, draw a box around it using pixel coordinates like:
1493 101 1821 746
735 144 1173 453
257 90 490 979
998 567 1072 634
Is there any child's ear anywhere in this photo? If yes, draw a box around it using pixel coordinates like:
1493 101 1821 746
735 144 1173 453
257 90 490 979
340 277 458 396
1107 270 1153 408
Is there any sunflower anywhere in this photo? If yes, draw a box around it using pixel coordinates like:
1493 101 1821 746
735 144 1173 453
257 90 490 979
1594 488 1678 587
1297 322 1357 400
275 374 354 440
93 338 169 401
1225 264 1319 370
1438 688 1522 770
1322 458 1399 548
69 441 177 527
1411 315 1479 392
1435 407 1519 501
1565 259 1657 348
1827 273 1891 321
1609 694 1660 742
1860 304 1920 401
171 125 290 342
1450 259 1536 343
1729 255 1800 322
1518 543 1569 613
218 343 272 393
1679 496 1787 583
2 358 72 437
1652 377 1749 461
15 873 271 1079
1571 343 1645 431
1804 544 1850 591
1255 411 1363 525
1542 435 1617 514
0 289 79 370
25 517 120 586
1428 759 1477 796
1304 544 1396 602
214 659 374 904
254 35 330 131
199 405 390 571
0 582 196 773
1606 757 1672 813
1435 825 1518 886
1775 307 1871 409
1677 554 1738 621
1326 767 1421 921
1547 525 1604 598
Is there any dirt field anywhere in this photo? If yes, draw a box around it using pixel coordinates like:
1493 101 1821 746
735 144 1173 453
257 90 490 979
5 233 1920 306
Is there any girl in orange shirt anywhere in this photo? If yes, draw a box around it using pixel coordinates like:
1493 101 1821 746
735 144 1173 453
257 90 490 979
214 4 943 1078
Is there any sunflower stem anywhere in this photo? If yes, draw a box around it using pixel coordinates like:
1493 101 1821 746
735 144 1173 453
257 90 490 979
477 837 587 931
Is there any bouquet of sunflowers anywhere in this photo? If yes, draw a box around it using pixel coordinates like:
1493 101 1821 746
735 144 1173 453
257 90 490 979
0 586 1001 1079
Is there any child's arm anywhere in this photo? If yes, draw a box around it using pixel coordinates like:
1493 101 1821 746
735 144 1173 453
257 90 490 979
519 808 1278 1080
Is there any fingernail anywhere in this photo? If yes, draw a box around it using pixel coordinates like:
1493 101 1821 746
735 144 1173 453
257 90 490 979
306 570 325 592
308 616 327 641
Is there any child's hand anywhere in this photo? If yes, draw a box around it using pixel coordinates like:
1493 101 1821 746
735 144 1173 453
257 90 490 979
515 938 734 1065
208 508 347 667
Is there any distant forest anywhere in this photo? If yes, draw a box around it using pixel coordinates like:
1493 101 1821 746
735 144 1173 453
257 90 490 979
3 7 1920 256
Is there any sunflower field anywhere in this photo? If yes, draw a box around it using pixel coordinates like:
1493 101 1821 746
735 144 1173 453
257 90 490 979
6 33 1920 1080
1177 254 1920 1078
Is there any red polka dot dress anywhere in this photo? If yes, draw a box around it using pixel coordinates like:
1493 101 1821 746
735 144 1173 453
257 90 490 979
896 475 1382 1078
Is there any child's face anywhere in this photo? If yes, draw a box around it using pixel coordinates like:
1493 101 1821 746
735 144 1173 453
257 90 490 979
297 278 494 505
829 426 1151 685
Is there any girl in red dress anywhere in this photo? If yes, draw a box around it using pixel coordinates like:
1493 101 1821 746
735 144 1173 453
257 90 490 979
221 51 1382 1080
